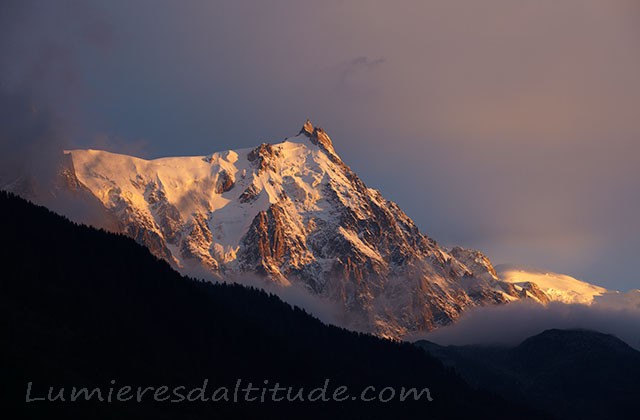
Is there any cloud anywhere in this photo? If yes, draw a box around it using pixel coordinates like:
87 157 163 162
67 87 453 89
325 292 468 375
0 1 114 187
410 300 640 350
0 1 122 229
337 56 386 97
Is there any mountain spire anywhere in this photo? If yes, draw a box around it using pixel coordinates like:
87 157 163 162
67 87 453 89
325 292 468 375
301 119 314 136
298 119 337 159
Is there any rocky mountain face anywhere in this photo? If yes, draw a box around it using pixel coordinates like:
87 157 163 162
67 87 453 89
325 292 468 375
52 121 551 337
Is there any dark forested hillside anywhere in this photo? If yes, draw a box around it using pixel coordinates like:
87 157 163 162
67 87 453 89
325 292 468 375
417 329 640 419
0 192 543 419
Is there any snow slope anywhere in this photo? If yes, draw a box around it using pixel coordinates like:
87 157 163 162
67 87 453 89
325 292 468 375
496 264 607 305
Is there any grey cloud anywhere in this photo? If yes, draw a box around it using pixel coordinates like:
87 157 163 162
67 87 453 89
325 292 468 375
0 1 119 229
337 56 386 95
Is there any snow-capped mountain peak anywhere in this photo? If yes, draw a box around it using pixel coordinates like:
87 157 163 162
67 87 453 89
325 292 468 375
44 121 603 337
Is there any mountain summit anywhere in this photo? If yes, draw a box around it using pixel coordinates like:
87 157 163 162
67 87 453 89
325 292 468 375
299 119 338 157
61 122 547 337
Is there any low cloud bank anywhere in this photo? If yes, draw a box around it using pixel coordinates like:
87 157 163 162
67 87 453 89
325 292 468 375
185 265 640 349
411 299 640 350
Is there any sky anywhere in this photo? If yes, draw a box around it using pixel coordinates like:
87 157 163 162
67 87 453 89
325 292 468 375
1 0 639 290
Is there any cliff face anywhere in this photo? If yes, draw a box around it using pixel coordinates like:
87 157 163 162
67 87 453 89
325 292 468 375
60 121 548 338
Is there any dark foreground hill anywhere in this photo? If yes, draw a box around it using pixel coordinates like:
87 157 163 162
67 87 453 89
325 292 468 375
0 191 543 419
417 329 640 419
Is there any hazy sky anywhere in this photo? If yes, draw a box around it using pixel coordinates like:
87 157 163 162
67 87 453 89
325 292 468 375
2 0 639 290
